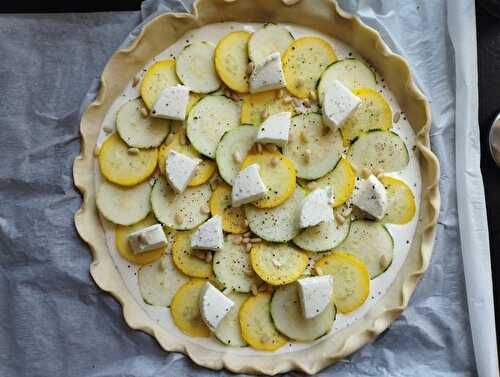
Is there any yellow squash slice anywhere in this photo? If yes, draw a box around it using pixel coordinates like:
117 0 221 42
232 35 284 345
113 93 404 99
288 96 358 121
239 292 288 351
241 151 296 208
215 31 251 93
172 231 213 278
98 133 157 186
282 36 336 98
171 279 211 337
209 184 249 234
140 59 180 109
158 132 216 186
305 157 356 207
315 253 370 313
115 214 166 265
240 90 295 126
340 88 392 144
250 242 308 285
381 176 416 224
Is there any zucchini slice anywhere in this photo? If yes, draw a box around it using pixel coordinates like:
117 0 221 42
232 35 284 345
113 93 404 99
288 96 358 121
282 113 343 180
335 220 394 278
241 151 296 208
317 59 377 104
140 59 180 110
215 31 251 93
171 279 211 337
186 95 240 158
293 211 350 253
158 132 216 186
96 180 151 226
115 214 166 264
381 176 417 224
251 242 308 285
213 236 258 293
138 254 188 307
305 157 356 207
248 24 294 65
209 183 249 234
150 177 211 230
214 292 249 347
315 252 369 313
172 231 213 278
347 130 409 173
270 283 335 341
282 36 336 98
116 98 170 148
239 292 288 351
240 90 295 126
216 126 257 185
341 89 392 144
245 186 306 242
176 41 221 94
98 133 158 186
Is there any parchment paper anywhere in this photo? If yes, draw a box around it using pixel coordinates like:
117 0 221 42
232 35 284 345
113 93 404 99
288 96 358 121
0 1 490 376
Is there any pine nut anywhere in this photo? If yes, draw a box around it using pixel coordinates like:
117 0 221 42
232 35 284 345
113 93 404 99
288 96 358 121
232 150 242 163
175 212 184 224
393 111 401 123
277 89 284 99
251 283 259 296
361 167 371 179
245 243 252 252
93 145 100 157
270 156 279 167
246 62 255 75
242 237 250 244
304 148 312 163
160 257 168 270
103 125 113 134
265 143 278 152
261 108 269 119
314 266 323 276
309 90 317 101
322 126 331 136
127 147 139 155
335 211 346 225
233 236 243 245
282 96 293 105
140 106 149 118
258 283 268 292
256 143 263 153
379 254 390 269
300 131 308 143
250 237 262 243
343 207 353 217
205 252 213 263
200 204 210 215
132 75 140 88
303 98 311 107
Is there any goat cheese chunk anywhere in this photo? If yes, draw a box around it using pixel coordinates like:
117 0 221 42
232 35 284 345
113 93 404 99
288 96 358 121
352 174 387 220
190 216 224 251
297 275 334 319
128 224 167 254
299 187 334 228
151 85 190 121
231 164 267 207
322 80 361 129
199 282 235 331
255 112 291 147
165 150 200 193
249 52 286 93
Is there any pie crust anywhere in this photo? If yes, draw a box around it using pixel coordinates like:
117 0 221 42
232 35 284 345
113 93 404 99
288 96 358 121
73 0 440 374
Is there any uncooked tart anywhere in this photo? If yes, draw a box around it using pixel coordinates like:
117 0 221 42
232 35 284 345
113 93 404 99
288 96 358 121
74 0 440 374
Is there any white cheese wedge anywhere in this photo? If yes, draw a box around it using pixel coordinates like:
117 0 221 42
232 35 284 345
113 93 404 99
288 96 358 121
299 187 334 228
249 52 286 93
322 80 361 129
255 112 291 147
297 275 333 319
190 216 224 251
128 224 167 254
231 163 268 207
352 174 388 220
165 150 200 193
199 282 235 331
151 85 190 121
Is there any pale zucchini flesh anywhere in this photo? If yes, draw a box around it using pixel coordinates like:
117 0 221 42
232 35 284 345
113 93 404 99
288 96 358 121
176 41 221 94
347 130 409 173
138 255 188 307
245 186 306 242
317 59 377 104
270 283 335 341
213 236 258 293
116 98 170 148
150 177 211 230
186 95 240 158
248 24 294 65
216 126 257 184
334 220 394 278
96 180 151 226
283 113 343 179
214 292 249 347
293 212 350 253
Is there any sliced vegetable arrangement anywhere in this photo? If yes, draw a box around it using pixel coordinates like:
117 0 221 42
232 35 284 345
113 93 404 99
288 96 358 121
95 23 419 351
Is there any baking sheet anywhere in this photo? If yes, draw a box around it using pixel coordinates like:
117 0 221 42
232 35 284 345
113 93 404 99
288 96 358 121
0 1 488 376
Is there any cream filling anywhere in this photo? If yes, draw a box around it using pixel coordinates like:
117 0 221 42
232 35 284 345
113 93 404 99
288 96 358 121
94 21 421 355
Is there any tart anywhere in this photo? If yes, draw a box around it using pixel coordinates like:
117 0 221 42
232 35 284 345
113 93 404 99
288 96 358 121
74 0 440 374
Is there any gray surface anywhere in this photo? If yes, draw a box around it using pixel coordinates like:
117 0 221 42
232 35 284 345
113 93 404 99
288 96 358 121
0 1 477 376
